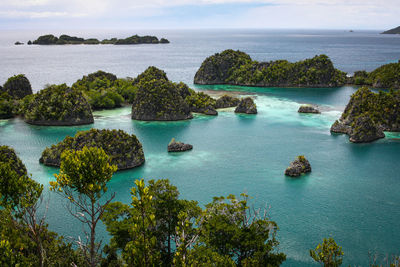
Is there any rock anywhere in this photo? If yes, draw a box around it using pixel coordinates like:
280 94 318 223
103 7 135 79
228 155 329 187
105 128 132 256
330 120 351 134
23 84 94 126
349 116 385 143
194 49 346 87
2 74 33 99
285 155 312 177
131 67 192 121
298 105 320 114
381 26 400 34
215 95 240 108
185 91 218 116
40 129 145 170
160 38 170 43
168 138 193 152
234 97 257 114
0 145 28 177
14 41 24 45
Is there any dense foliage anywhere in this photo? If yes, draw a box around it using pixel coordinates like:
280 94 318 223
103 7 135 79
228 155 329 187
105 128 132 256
331 86 400 142
310 238 344 267
215 94 240 108
194 50 347 87
40 128 145 170
0 92 14 119
72 70 136 109
131 67 192 121
32 34 169 45
235 97 257 114
351 61 400 89
2 74 33 99
23 84 94 125
185 91 218 115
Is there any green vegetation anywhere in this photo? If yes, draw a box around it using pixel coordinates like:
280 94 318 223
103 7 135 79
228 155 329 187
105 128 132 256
194 50 346 87
235 97 257 114
22 84 94 125
215 94 240 108
50 146 118 267
72 70 136 109
185 91 217 115
40 128 145 170
0 92 14 119
310 238 344 267
351 62 400 89
131 66 192 121
32 34 169 45
2 74 32 99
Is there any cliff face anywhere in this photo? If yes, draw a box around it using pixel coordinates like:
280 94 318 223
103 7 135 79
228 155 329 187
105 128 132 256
40 129 145 170
194 50 346 88
23 84 94 126
330 87 400 143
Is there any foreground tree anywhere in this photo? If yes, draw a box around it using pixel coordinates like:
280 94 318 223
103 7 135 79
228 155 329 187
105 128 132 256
199 194 286 266
50 146 117 267
310 237 344 267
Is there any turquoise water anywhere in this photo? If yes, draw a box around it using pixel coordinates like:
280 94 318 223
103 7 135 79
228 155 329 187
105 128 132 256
1 29 400 265
1 86 400 266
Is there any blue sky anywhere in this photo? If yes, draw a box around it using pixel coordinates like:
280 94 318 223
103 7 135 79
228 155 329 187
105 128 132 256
0 0 398 30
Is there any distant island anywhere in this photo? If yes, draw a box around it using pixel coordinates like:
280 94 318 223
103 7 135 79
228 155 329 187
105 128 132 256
382 26 400 34
27 34 170 45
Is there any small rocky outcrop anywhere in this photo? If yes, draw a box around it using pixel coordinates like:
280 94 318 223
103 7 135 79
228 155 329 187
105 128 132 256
298 105 320 114
131 67 192 121
40 129 145 170
14 41 24 45
23 84 94 126
234 97 257 114
168 138 193 152
215 95 240 108
349 116 385 143
2 74 33 99
330 86 400 143
185 91 218 116
284 155 312 177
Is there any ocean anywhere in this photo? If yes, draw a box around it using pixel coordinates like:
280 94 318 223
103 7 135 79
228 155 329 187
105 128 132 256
1 29 400 266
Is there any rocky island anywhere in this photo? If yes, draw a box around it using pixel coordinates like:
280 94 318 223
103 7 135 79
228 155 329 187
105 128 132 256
131 67 193 121
350 61 400 89
167 138 193 152
285 155 312 177
194 49 347 87
23 84 94 126
382 26 400 34
235 97 257 114
215 95 240 108
1 74 33 99
0 145 28 177
298 105 320 114
40 129 145 170
331 86 400 143
31 34 169 45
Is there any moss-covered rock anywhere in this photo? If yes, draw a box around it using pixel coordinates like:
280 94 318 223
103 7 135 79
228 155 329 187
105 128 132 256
2 74 32 99
284 155 311 177
330 86 400 142
40 128 145 170
23 84 94 126
167 138 193 152
131 67 192 121
185 91 217 115
350 62 400 89
234 97 257 114
0 146 28 177
298 105 320 114
215 95 240 109
194 50 346 87
0 92 15 119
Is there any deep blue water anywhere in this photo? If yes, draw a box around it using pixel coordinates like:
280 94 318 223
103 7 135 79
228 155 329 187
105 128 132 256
1 29 400 266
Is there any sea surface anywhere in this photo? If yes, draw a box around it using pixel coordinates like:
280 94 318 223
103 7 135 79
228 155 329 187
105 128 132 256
1 29 400 266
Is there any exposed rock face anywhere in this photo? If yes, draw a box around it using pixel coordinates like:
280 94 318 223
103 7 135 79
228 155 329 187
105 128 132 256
194 50 346 87
349 116 385 143
2 74 33 99
234 97 257 114
168 138 193 152
194 50 252 85
131 67 192 121
298 105 320 114
285 155 311 177
215 95 240 109
40 129 145 170
23 84 94 126
330 86 400 143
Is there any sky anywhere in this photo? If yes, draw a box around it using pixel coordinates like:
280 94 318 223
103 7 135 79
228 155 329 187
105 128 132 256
0 0 399 30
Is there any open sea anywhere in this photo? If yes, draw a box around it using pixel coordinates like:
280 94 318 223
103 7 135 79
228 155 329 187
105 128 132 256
1 29 400 266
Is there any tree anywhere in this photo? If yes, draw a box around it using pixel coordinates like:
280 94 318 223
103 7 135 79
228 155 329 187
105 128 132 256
50 146 117 267
199 193 286 266
309 237 344 267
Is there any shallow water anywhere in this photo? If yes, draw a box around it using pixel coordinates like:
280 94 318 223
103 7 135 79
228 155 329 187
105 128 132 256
1 29 400 266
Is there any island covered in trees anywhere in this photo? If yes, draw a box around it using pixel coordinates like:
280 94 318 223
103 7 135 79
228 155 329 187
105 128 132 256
381 26 400 34
27 34 170 45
